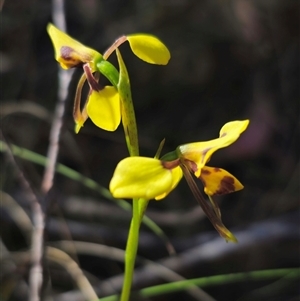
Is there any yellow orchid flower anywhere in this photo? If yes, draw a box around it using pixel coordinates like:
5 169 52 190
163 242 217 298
110 120 249 242
47 23 121 132
47 24 171 133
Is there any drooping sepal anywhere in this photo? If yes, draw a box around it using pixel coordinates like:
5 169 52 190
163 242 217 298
215 224 238 243
180 163 237 243
74 113 88 134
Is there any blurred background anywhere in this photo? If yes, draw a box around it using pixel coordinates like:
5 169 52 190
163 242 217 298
1 0 299 300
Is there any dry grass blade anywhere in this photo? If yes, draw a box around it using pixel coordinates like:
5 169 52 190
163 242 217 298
0 191 33 244
51 240 216 301
46 246 98 301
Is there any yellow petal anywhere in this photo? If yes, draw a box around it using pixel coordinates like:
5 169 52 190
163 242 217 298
155 166 183 200
199 166 244 196
86 86 120 131
127 34 170 65
219 120 250 138
110 157 180 200
177 120 249 176
47 23 101 70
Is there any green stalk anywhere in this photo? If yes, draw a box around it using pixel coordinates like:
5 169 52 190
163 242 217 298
120 199 140 301
116 48 144 301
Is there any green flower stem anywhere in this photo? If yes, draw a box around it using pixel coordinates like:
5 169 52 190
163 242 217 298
116 48 143 301
138 199 150 224
120 198 140 301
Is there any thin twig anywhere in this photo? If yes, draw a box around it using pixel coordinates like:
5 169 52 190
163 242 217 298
0 132 45 301
41 0 73 194
28 0 73 300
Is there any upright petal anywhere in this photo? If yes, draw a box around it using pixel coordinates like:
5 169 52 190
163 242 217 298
177 120 249 176
86 86 121 131
127 34 171 65
47 23 102 70
110 157 179 200
199 166 244 196
219 120 249 138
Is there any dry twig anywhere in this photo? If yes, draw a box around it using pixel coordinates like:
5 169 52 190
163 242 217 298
28 0 74 300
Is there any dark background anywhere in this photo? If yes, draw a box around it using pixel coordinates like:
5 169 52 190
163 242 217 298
1 0 299 300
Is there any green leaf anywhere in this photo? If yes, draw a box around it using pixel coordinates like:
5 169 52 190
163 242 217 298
99 268 300 300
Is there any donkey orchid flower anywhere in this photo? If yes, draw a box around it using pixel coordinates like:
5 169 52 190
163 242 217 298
47 23 120 132
47 24 170 133
110 120 249 242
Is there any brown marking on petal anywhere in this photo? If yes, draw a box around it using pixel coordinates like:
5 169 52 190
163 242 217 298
183 159 198 173
60 46 93 68
162 159 180 170
201 169 211 175
60 46 83 68
213 167 222 172
215 176 235 195
61 46 75 60
201 148 210 163
220 132 227 137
